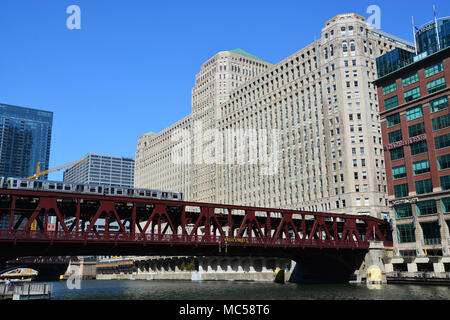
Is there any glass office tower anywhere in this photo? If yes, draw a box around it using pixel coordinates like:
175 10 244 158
0 103 53 180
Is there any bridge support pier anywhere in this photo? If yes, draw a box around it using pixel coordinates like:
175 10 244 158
354 242 390 284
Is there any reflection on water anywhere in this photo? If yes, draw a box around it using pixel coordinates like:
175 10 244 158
42 280 450 300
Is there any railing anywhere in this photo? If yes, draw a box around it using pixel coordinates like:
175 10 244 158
0 283 52 300
0 230 386 249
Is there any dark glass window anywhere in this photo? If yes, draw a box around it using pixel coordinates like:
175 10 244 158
437 154 450 170
440 175 450 190
394 204 412 218
410 141 428 155
386 113 400 128
394 183 408 198
415 179 433 194
408 122 425 137
384 96 399 110
432 114 450 131
416 200 437 216
397 224 415 243
388 129 403 143
435 133 450 149
390 147 404 161
442 197 450 213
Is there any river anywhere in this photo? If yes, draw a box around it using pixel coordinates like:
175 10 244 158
45 279 450 300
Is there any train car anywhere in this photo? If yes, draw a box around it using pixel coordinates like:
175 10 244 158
4 177 184 201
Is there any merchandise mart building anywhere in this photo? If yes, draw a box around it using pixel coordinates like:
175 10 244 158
136 13 415 219
374 16 450 274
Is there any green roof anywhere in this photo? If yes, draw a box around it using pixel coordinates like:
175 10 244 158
228 48 269 63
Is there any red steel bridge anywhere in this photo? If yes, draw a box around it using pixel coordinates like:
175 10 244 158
0 188 393 282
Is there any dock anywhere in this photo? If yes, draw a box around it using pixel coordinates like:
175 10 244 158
0 283 52 300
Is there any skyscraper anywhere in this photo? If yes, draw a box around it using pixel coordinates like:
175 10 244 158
63 153 134 187
0 103 53 180
136 13 415 219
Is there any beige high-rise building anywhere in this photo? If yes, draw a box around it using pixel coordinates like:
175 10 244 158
135 13 415 219
135 49 271 201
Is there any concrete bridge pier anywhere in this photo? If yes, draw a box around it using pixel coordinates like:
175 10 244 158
354 242 389 284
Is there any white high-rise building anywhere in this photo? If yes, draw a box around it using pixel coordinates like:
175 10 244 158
135 13 415 219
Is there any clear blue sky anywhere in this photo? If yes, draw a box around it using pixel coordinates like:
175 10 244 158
0 0 449 180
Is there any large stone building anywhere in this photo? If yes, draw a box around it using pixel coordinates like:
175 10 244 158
135 50 271 201
374 16 450 274
135 13 415 219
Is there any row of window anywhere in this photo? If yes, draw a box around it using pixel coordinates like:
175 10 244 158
382 62 444 96
394 198 449 219
383 76 447 111
392 154 450 180
394 175 450 198
397 221 442 244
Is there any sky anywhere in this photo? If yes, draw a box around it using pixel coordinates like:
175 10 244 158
0 0 449 181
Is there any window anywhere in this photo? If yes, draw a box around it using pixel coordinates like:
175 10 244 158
408 122 425 137
442 197 450 213
402 73 419 87
392 165 406 180
432 114 450 131
356 198 361 206
404 87 421 102
386 113 400 128
390 147 404 161
397 224 415 243
440 175 450 190
435 133 450 149
412 160 430 175
427 77 446 94
394 183 408 198
383 82 397 95
410 141 428 155
388 129 402 143
437 154 450 170
406 105 423 121
416 200 437 216
425 61 443 78
415 179 432 194
430 96 448 113
394 204 412 218
384 96 399 110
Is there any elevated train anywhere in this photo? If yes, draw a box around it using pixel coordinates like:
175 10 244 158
0 177 184 201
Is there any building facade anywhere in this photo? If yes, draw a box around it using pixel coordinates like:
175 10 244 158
375 17 450 273
0 103 53 180
136 13 415 219
63 153 134 188
135 49 271 200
